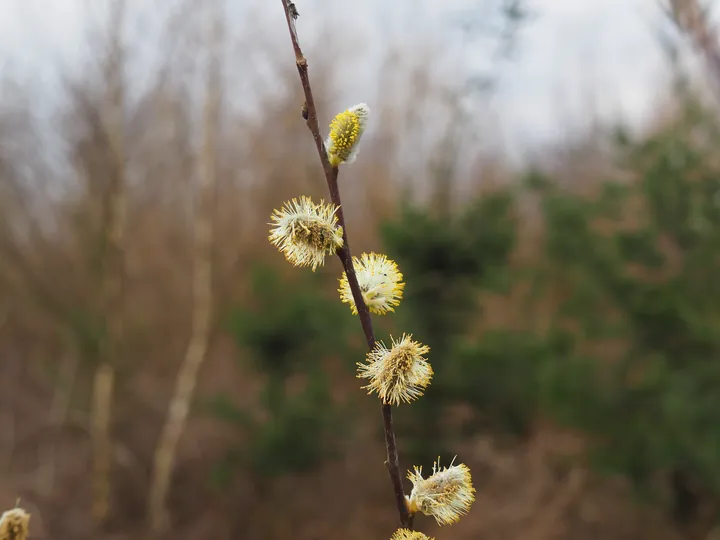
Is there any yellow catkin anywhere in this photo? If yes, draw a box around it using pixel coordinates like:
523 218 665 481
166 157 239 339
358 334 433 405
269 196 344 271
338 252 404 315
325 103 370 166
0 507 30 540
390 528 434 540
407 458 476 526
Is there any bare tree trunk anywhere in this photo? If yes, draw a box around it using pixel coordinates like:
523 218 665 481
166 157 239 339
148 4 222 532
37 350 78 497
91 0 127 524
0 306 14 473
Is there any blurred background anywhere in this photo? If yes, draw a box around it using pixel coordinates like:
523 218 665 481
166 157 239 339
3 0 720 538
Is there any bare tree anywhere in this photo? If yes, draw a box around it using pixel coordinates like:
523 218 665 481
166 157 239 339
91 0 128 524
147 1 222 532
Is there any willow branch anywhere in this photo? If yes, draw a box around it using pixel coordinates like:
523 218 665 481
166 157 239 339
279 0 410 528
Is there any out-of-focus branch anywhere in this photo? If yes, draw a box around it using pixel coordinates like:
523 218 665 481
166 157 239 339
37 351 78 497
664 0 720 91
91 0 127 525
148 2 222 533
0 305 14 473
278 0 411 528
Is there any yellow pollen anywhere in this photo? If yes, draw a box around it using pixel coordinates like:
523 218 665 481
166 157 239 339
330 112 360 150
387 346 415 378
293 220 333 250
328 110 362 165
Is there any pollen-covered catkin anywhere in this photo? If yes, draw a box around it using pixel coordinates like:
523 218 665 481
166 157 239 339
338 252 404 315
406 457 476 526
325 103 370 166
0 507 30 540
390 529 433 540
358 334 432 405
269 196 344 271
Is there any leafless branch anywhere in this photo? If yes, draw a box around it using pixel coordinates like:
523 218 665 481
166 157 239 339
663 0 720 93
0 305 14 473
91 0 128 524
36 352 79 497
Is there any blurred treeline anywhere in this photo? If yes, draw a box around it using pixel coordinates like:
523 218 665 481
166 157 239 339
4 1 720 539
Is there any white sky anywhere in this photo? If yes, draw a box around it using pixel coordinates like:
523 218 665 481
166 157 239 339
0 0 685 157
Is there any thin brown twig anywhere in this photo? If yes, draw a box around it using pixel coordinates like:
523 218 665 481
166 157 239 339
279 0 411 528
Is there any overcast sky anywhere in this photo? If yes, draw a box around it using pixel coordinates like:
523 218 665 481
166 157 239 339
0 0 682 157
